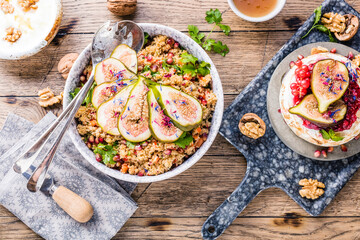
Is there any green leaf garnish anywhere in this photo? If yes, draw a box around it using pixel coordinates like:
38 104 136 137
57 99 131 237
126 141 136 149
212 40 230 57
217 24 231 36
320 129 344 141
174 132 194 148
94 143 118 165
320 129 330 140
188 25 205 44
144 32 150 45
180 53 211 77
69 82 96 106
181 52 198 65
70 87 80 99
205 9 222 24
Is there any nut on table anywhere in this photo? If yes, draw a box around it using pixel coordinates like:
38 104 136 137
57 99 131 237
238 113 266 139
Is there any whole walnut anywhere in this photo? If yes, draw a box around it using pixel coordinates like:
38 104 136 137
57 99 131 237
58 53 79 80
107 0 137 16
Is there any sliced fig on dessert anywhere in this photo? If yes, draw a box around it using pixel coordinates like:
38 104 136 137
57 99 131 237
147 89 183 142
289 94 347 127
311 59 349 113
150 83 203 131
117 77 151 142
96 84 134 135
110 44 138 73
94 57 137 85
92 79 135 109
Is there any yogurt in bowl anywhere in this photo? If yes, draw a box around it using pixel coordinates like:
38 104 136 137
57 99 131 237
0 0 62 60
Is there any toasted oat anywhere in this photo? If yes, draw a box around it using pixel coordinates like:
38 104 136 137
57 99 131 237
311 46 329 55
38 88 63 107
299 178 325 200
0 0 14 14
321 12 346 33
18 0 38 11
4 27 21 43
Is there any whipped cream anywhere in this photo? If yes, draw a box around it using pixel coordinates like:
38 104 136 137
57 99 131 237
0 0 61 59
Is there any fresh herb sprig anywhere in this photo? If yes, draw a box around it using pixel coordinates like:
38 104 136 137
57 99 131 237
174 132 194 148
188 9 230 57
302 6 336 42
94 143 118 164
180 52 211 77
320 129 344 141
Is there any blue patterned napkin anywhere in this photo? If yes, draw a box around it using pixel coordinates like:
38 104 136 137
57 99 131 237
0 113 138 240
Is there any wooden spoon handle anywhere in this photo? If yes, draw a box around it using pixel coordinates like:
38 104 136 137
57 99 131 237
52 186 94 223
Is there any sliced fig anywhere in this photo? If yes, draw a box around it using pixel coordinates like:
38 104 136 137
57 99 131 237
94 57 137 85
110 44 138 73
311 59 349 113
92 79 135 109
96 84 134 135
117 77 151 142
150 83 203 131
147 89 183 142
289 94 347 127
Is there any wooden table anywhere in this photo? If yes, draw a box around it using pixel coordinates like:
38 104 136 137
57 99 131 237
1 0 360 239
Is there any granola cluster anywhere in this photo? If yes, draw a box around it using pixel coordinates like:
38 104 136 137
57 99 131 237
299 178 325 200
4 27 21 43
18 0 38 11
0 0 14 14
38 87 63 108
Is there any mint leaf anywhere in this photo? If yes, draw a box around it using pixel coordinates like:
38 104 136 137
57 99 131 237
217 23 231 36
126 141 136 149
320 129 330 140
174 132 194 148
205 9 222 24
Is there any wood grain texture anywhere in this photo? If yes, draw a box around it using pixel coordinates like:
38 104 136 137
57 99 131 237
1 0 360 239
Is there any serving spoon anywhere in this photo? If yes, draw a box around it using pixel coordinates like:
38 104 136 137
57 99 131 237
12 20 144 192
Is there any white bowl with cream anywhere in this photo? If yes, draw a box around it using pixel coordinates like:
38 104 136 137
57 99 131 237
0 0 62 60
228 0 286 22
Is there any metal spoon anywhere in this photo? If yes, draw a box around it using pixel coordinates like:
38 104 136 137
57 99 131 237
12 20 144 192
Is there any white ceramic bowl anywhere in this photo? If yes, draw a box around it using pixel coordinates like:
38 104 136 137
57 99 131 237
227 0 286 22
0 0 62 60
63 23 224 183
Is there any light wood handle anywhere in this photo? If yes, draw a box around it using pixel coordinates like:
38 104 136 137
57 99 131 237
52 186 94 223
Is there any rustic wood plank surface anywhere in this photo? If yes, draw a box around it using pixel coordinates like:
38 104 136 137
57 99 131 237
1 0 360 239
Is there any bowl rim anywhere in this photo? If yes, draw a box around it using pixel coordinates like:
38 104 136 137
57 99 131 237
63 23 224 183
227 0 286 22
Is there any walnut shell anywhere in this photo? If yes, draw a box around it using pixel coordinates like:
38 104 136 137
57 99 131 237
107 0 137 16
58 53 79 79
335 14 359 41
238 113 266 139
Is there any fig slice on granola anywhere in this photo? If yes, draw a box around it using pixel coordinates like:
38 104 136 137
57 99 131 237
117 77 151 142
311 59 349 113
110 44 138 73
96 84 134 135
150 82 203 131
92 79 135 109
94 57 137 85
289 94 347 127
147 88 183 142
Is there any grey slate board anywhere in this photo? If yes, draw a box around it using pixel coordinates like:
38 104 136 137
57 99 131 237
202 0 360 239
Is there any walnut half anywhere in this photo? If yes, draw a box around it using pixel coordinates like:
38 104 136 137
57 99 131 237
238 113 266 139
299 178 325 200
38 88 63 108
4 27 21 43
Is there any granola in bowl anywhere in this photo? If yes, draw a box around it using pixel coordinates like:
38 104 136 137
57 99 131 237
64 24 223 182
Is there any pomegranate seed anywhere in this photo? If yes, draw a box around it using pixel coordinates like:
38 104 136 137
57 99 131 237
168 52 174 58
95 137 99 144
146 55 153 61
134 145 142 151
174 42 179 48
314 150 321 158
87 142 92 148
151 64 158 72
321 150 327 158
113 155 121 162
347 52 354 60
295 60 302 67
327 147 334 153
141 141 148 147
340 145 348 152
290 61 295 68
137 171 144 176
278 108 281 113
166 58 173 64
298 55 304 60
88 135 95 143
95 153 102 162
308 64 314 71
99 137 104 143
330 48 337 53
167 38 175 46
164 149 172 155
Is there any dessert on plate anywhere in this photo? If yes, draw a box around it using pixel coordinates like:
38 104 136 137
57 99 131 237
280 47 360 147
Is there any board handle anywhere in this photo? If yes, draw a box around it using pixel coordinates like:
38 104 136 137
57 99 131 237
52 186 94 223
202 170 263 239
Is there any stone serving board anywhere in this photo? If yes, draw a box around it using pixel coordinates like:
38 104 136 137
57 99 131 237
202 0 360 239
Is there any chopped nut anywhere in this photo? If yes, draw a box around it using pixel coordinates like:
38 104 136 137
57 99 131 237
57 53 79 79
321 12 346 33
311 46 329 55
4 27 21 43
299 178 325 200
38 88 63 107
334 14 359 41
107 0 137 16
238 113 266 139
0 0 14 14
18 0 38 11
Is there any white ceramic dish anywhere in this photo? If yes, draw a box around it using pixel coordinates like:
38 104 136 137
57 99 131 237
0 0 62 60
227 0 286 22
63 23 224 183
